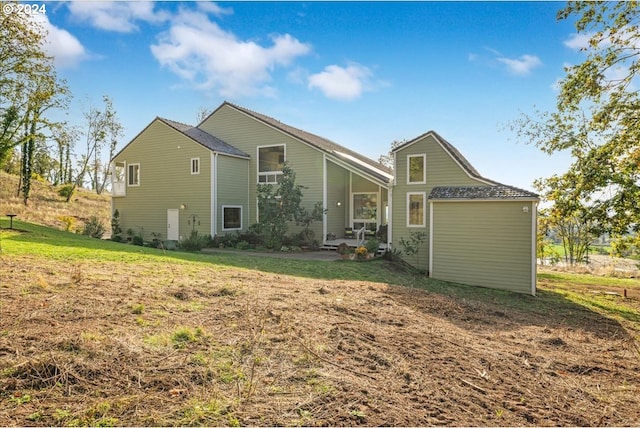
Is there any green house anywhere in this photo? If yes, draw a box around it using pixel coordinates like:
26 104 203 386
111 102 392 246
111 102 538 295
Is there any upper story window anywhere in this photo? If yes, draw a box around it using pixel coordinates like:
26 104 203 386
407 154 426 184
128 163 140 186
258 145 285 183
191 158 200 175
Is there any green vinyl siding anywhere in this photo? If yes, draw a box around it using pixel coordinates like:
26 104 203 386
200 105 326 240
392 134 488 269
216 155 249 234
352 174 378 192
431 201 535 295
112 120 212 241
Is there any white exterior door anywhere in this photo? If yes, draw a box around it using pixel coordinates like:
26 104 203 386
167 209 179 240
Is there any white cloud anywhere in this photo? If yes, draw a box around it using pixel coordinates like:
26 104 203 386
308 63 372 101
150 10 311 97
196 2 233 17
497 54 542 76
564 28 640 53
33 14 87 69
564 33 592 50
67 1 169 32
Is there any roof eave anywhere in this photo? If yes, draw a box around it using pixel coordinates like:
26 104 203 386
429 197 540 202
224 102 393 182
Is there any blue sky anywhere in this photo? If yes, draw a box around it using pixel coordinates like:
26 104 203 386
35 1 587 192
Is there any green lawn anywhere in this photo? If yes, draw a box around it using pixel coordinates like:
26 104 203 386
2 219 640 333
538 271 640 326
0 219 403 285
538 271 640 288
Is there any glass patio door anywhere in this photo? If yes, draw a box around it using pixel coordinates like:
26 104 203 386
352 192 377 233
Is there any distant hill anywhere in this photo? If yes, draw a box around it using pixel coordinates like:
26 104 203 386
0 172 110 233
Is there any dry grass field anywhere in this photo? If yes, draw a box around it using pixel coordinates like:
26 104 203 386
0 172 110 233
0 173 639 426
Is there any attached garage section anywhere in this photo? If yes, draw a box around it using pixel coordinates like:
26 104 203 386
428 186 538 295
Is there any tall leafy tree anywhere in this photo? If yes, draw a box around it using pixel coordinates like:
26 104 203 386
1 3 70 203
19 68 70 204
511 2 640 236
51 124 79 185
68 96 123 200
90 96 123 195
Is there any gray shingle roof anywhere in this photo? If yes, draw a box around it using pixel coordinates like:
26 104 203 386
429 185 539 200
221 102 393 183
159 117 249 158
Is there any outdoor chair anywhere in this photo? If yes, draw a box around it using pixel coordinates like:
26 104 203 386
344 227 354 238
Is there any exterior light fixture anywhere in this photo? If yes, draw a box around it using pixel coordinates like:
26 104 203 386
336 201 342 207
180 203 187 210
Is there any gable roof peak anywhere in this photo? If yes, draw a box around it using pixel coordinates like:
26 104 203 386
394 129 493 182
158 116 193 128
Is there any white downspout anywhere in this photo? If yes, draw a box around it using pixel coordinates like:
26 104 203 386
429 200 434 276
387 185 393 249
389 150 396 249
323 154 327 245
211 153 217 236
349 172 353 229
531 201 538 296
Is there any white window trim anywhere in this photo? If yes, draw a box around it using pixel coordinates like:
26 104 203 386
257 144 286 183
407 154 426 184
222 205 243 231
127 163 140 187
111 161 127 196
191 157 200 175
407 191 426 227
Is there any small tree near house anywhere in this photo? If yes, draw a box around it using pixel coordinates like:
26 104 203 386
111 209 122 242
255 163 324 249
399 231 427 272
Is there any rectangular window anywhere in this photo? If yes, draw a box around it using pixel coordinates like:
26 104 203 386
223 206 242 230
407 154 426 184
258 145 285 183
191 158 200 175
127 163 140 186
407 192 426 227
112 161 126 196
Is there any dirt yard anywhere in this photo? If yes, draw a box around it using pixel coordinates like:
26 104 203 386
1 253 639 426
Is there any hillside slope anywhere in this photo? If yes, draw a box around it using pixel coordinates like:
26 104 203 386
0 172 110 232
